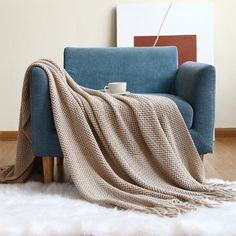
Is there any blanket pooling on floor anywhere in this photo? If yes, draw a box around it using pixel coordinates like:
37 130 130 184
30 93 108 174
0 60 235 217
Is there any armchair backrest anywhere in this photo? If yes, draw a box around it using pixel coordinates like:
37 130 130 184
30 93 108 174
64 47 178 93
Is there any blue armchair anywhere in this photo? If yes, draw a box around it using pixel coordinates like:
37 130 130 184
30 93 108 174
30 47 215 183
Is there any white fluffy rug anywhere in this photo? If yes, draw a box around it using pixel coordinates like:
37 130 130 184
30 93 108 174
0 179 236 236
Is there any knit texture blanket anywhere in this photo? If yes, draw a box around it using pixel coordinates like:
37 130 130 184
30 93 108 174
0 60 235 217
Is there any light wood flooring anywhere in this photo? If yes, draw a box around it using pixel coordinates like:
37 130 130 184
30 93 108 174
0 138 236 181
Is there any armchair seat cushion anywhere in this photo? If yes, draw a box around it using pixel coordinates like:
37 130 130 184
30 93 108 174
138 93 193 129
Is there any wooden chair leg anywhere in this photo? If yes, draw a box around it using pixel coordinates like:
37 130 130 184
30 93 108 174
43 156 54 183
56 157 63 166
55 157 64 182
200 155 204 161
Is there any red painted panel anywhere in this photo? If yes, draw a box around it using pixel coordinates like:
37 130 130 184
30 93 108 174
134 35 197 66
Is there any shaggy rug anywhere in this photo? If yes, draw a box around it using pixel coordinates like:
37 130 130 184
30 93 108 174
0 179 236 236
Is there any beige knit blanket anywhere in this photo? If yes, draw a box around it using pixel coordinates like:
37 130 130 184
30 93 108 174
0 60 235 217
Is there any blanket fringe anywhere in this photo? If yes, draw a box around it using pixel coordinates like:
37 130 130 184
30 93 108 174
143 184 236 217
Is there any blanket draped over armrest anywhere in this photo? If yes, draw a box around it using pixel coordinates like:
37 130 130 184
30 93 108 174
0 60 235 217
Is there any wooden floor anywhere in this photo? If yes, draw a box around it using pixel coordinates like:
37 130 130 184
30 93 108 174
204 137 236 181
0 137 236 181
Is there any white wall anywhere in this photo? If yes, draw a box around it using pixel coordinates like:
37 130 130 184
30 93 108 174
0 0 235 130
214 0 236 127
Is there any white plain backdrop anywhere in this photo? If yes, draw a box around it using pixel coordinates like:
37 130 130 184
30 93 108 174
0 0 235 130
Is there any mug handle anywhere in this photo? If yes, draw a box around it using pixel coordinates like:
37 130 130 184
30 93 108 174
104 85 109 92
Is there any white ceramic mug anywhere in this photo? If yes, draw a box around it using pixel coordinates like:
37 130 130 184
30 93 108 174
104 82 127 94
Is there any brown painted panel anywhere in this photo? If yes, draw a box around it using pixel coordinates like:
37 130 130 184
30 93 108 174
134 35 197 66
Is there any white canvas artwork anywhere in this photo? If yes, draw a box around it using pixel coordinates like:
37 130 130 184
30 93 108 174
117 3 214 65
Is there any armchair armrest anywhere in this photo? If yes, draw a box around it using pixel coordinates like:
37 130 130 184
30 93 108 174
30 67 63 157
175 61 216 153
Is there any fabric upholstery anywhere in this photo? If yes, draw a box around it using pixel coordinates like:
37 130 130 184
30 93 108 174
30 67 63 157
175 62 216 153
64 47 178 93
29 47 215 156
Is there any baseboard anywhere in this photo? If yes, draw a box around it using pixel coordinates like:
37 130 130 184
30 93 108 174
215 128 236 138
0 128 235 141
0 131 18 141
